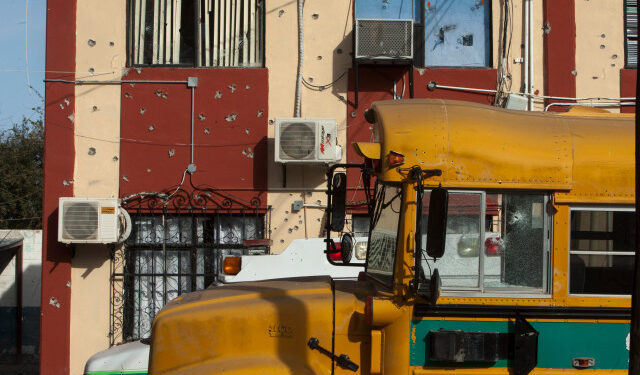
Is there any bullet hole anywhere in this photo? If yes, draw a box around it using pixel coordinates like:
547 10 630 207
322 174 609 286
62 179 73 186
109 41 115 46
351 111 357 118
284 218 289 222
257 110 264 117
601 33 606 38
228 84 237 93
214 90 222 99
245 84 251 89
155 90 163 97
288 228 293 233
88 39 96 47
146 168 151 173
592 76 599 79
245 129 250 134
225 113 238 122
337 48 343 54
571 70 578 76
162 93 168 99
88 147 96 156
600 44 606 49
298 220 303 224
312 13 319 19
148 125 155 131
122 175 129 182
199 113 206 121
168 149 175 157
89 67 95 74
129 83 135 87
280 239 285 243
64 98 70 106
338 95 345 102
59 104 64 109
612 54 618 59
92 105 98 111
317 218 321 222
49 297 61 308
543 21 551 34
308 77 314 83
268 119 274 125
279 9 285 16
204 128 211 134
611 63 616 67
66 281 71 288
317 56 323 60
285 210 289 214
135 67 143 74
125 92 132 99
113 156 119 162
67 113 75 123
294 225 299 230
140 108 146 115
316 200 321 205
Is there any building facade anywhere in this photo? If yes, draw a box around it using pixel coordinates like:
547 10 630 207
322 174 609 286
42 1 636 374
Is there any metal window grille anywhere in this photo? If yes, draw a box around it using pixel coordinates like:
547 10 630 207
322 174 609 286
129 0 264 67
110 188 270 344
626 0 637 68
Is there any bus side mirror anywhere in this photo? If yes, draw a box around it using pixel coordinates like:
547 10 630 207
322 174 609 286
330 172 347 232
426 187 448 258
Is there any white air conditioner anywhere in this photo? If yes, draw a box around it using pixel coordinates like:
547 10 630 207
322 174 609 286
355 19 413 60
58 197 131 244
275 118 342 163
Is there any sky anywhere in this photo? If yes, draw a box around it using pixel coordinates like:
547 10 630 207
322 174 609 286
0 0 46 129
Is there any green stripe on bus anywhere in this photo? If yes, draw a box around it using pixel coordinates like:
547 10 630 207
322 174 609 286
410 320 630 369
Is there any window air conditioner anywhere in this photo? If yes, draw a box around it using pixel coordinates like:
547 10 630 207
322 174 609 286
275 118 342 163
58 197 131 244
355 19 413 60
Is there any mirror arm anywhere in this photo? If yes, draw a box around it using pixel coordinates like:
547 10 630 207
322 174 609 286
324 163 366 267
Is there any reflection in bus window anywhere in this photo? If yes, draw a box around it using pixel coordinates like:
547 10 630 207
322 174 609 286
423 191 549 293
570 209 635 295
366 184 402 285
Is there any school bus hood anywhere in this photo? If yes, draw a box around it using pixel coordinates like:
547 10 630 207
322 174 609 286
149 277 334 375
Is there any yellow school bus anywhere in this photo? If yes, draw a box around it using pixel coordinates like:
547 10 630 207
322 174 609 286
148 99 634 375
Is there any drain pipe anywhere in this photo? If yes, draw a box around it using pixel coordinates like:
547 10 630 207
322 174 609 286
294 0 304 117
523 0 531 111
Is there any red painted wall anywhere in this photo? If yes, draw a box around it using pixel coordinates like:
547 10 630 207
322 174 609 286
620 69 637 113
119 68 269 206
41 0 76 374
543 0 577 111
346 66 497 203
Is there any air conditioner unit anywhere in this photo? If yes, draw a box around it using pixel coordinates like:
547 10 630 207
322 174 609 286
355 19 413 61
275 118 342 163
58 197 131 244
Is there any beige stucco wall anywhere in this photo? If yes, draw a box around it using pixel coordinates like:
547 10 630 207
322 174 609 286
575 0 625 111
265 0 353 253
70 0 126 373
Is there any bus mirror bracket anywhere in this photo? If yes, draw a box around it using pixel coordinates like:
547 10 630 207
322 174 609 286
325 163 367 267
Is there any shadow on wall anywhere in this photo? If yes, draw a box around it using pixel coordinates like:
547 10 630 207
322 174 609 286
0 264 41 373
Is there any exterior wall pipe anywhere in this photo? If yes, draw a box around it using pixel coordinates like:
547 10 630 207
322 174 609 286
524 0 530 110
528 0 534 111
294 0 304 117
544 102 635 111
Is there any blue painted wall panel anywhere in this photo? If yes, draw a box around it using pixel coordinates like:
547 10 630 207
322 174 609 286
355 0 415 20
424 0 491 67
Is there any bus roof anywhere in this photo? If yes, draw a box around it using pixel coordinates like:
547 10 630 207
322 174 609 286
356 99 634 204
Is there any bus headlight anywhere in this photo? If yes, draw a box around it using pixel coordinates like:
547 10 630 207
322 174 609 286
355 241 367 260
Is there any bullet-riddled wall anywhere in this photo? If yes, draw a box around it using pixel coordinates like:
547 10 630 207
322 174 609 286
41 1 637 374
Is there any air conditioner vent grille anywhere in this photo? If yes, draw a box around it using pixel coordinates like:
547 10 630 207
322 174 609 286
279 122 316 160
356 19 413 59
62 202 99 240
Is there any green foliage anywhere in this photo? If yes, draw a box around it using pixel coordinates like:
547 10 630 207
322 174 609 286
0 108 43 229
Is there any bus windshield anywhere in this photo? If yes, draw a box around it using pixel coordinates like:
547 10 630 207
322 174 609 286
366 183 402 285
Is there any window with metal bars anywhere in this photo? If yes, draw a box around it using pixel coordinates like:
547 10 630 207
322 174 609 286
625 0 637 68
128 0 265 67
121 213 265 340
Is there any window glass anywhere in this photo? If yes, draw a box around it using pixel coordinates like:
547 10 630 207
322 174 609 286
129 0 264 67
423 0 492 67
424 192 548 292
352 214 371 238
367 185 402 284
626 0 637 68
570 210 635 295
